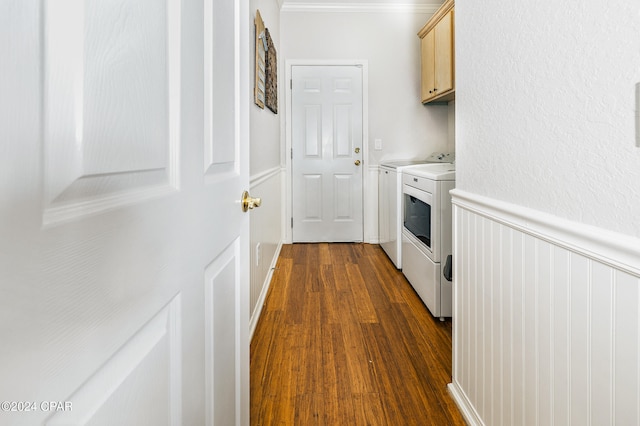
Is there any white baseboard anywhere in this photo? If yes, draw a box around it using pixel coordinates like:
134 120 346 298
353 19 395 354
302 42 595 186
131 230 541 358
448 382 484 426
249 241 283 341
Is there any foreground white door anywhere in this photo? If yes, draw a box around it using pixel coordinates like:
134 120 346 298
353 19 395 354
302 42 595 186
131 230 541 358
0 0 250 425
291 65 363 242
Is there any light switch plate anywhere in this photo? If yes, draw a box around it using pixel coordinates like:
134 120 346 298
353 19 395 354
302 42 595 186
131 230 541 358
374 138 382 150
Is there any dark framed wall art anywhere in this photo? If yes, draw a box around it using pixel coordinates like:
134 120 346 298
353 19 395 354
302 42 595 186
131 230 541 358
254 10 277 114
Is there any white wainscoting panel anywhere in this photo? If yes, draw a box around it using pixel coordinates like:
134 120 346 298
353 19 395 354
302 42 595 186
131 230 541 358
249 167 283 338
450 189 640 426
47 295 182 425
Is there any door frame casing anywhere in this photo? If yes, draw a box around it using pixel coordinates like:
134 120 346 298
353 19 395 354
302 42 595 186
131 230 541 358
284 59 369 244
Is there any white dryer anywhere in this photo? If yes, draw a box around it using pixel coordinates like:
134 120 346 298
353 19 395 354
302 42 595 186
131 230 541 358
378 152 453 269
401 163 455 319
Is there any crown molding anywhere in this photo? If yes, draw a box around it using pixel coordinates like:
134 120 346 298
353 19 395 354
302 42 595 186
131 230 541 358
417 0 453 36
280 2 442 13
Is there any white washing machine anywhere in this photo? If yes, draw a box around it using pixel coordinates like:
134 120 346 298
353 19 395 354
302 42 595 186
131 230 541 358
379 160 427 269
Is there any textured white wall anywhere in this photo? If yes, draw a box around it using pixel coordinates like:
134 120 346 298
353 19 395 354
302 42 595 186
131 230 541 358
456 2 640 237
281 10 450 165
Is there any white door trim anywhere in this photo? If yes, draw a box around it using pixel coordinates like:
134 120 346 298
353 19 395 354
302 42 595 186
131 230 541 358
284 59 369 244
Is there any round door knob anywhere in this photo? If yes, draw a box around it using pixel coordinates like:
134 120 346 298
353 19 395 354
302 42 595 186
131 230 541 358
354 160 361 166
241 191 262 212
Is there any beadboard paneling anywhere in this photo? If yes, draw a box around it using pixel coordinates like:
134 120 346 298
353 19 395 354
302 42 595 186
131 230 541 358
450 190 640 426
249 167 283 338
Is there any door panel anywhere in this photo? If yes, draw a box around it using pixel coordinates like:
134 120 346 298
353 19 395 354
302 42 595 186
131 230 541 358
304 105 322 157
43 0 180 225
420 30 435 101
302 174 323 221
205 242 239 426
333 104 353 158
204 0 236 174
334 174 354 220
48 296 182 426
434 11 454 94
0 0 249 425
292 65 363 242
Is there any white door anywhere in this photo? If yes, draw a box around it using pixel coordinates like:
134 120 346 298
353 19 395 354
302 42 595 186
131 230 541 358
0 0 250 425
291 65 363 242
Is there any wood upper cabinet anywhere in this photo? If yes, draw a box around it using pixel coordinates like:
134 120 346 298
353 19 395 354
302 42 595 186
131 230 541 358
418 0 454 103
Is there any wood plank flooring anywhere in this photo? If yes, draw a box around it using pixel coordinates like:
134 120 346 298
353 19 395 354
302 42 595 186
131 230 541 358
250 243 465 425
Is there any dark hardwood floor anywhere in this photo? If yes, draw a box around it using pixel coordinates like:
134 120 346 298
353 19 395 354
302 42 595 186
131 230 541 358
250 243 465 425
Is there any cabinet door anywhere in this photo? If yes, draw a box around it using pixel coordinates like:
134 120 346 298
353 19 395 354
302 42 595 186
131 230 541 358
434 10 454 95
421 30 436 102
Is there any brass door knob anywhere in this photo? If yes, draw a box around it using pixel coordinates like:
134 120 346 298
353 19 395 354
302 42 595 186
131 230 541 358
241 191 262 212
354 160 361 166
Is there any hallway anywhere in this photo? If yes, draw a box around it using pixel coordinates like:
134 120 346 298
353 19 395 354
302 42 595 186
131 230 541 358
250 243 465 425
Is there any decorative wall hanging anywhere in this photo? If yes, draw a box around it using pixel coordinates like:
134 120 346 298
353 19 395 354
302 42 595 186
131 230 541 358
264 28 278 114
254 10 266 108
254 10 278 114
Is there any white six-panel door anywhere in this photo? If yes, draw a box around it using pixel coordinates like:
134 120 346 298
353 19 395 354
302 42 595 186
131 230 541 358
0 0 250 425
291 65 364 242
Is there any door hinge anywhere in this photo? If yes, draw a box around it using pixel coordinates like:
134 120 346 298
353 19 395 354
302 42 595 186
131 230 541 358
290 79 292 89
291 148 293 159
291 217 293 228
